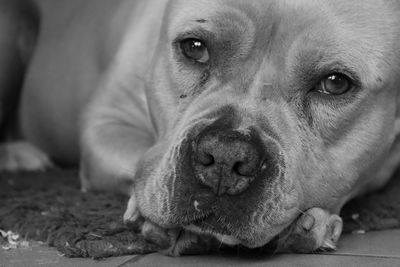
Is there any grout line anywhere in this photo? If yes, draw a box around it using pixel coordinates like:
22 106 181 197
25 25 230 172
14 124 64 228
319 252 400 260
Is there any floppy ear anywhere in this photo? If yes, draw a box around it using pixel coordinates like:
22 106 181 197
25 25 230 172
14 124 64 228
382 110 400 187
394 3 400 134
374 50 400 187
366 13 400 188
394 43 400 137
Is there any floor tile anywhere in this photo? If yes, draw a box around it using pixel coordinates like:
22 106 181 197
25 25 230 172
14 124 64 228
2 230 400 267
333 229 400 258
130 253 400 267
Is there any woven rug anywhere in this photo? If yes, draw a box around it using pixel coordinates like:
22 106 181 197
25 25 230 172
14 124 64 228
1 169 400 259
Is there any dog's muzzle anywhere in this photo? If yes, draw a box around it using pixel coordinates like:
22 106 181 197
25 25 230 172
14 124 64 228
139 107 292 247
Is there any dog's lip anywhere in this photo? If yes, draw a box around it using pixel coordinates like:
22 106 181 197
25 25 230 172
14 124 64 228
188 212 288 249
187 215 281 250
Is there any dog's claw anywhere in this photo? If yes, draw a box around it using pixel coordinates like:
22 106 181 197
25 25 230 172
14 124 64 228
276 207 343 253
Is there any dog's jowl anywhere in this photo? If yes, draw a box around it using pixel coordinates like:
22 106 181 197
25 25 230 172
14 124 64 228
1 0 400 255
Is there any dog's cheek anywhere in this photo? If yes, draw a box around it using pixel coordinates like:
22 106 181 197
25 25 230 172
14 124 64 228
232 166 302 247
273 114 333 211
287 129 347 211
294 89 397 206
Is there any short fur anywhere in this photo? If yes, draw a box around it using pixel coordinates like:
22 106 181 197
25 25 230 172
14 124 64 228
0 0 400 255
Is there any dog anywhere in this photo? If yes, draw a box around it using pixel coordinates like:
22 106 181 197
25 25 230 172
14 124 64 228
1 0 400 256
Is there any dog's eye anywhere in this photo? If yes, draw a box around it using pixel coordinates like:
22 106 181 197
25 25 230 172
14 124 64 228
180 38 209 63
317 73 352 95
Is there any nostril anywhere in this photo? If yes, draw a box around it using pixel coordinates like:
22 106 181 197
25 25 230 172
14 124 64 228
197 152 215 167
232 161 254 177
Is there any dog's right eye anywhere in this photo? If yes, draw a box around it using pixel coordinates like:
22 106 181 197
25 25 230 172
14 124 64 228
316 73 352 95
180 38 210 64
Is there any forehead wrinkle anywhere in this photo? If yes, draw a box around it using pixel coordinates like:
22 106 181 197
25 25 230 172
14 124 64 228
279 13 379 88
284 0 397 85
166 0 220 40
167 0 256 43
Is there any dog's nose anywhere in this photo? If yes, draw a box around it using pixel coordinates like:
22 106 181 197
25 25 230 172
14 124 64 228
193 130 262 196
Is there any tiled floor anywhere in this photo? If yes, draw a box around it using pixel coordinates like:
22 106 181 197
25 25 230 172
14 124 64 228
1 230 400 267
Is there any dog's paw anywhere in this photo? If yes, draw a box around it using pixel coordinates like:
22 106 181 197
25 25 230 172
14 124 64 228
129 216 215 256
161 228 217 256
140 221 197 256
140 221 216 256
123 195 217 256
0 142 53 172
141 220 172 248
276 207 343 253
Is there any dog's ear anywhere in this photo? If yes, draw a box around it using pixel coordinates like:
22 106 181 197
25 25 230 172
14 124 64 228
396 107 400 137
395 65 400 137
370 20 400 184
395 3 400 135
376 67 400 184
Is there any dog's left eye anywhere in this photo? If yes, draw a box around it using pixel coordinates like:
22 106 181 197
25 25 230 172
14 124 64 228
180 38 210 64
317 73 352 95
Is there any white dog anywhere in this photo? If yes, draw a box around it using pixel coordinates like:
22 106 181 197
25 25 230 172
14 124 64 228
1 0 400 255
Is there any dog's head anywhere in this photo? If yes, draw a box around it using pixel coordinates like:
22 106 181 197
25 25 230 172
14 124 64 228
132 0 400 249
